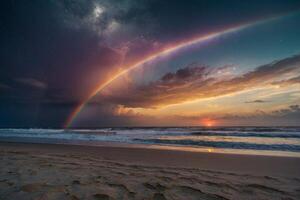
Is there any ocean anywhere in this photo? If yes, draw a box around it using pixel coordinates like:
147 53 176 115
0 127 300 157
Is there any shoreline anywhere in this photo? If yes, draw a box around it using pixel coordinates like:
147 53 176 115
1 141 300 177
1 136 300 158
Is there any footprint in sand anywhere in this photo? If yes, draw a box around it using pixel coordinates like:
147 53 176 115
153 193 167 200
93 193 113 200
21 183 46 192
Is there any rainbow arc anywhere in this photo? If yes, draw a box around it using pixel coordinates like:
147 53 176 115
64 14 289 128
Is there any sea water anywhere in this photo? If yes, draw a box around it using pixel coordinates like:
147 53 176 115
0 127 300 157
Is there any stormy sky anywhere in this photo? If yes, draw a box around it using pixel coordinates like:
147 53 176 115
1 0 300 127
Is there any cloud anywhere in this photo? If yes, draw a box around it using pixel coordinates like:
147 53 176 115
272 75 300 87
1 0 300 127
245 99 270 103
102 54 300 108
76 104 300 127
157 104 300 126
0 83 11 90
215 104 300 125
214 104 300 120
272 104 300 116
14 78 47 89
59 0 155 41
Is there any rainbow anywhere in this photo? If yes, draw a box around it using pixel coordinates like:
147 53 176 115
64 14 287 128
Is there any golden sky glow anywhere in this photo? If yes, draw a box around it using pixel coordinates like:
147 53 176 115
64 14 294 128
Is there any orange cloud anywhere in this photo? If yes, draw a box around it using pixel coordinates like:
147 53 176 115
272 75 300 87
102 55 300 108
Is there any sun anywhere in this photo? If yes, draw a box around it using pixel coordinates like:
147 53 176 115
201 118 216 127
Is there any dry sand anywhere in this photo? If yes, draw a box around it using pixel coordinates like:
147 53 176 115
0 142 300 200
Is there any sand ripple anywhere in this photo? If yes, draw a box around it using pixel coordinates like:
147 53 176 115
0 150 300 200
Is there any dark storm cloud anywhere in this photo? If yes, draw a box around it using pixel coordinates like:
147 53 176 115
0 0 155 127
0 0 158 96
103 54 300 108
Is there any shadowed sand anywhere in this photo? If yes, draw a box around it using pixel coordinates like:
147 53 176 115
0 142 300 200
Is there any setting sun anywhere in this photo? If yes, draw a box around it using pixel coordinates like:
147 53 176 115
202 118 216 127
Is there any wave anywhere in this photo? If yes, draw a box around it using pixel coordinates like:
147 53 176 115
0 129 120 143
0 128 115 135
110 127 300 132
134 139 300 152
190 131 300 138
1 128 300 154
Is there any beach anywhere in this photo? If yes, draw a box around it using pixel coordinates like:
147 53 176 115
1 142 300 200
2 1 300 199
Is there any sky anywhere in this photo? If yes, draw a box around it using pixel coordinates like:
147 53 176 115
0 0 300 128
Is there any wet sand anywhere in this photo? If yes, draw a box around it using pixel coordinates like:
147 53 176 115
0 142 300 200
